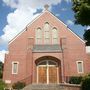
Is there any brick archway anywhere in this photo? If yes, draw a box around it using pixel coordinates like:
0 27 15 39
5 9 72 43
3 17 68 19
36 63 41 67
35 56 61 84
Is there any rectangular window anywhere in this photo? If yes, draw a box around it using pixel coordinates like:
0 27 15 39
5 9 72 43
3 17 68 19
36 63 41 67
76 61 84 73
12 62 19 74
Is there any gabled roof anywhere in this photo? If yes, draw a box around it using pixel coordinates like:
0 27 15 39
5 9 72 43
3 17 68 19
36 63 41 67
9 9 85 45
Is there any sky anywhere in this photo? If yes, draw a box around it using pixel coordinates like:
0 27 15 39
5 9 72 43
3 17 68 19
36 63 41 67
0 0 87 62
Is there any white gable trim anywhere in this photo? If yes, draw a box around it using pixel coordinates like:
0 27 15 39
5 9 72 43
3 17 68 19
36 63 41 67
9 12 45 45
9 10 85 45
48 11 85 43
9 28 26 45
67 27 85 43
48 11 67 27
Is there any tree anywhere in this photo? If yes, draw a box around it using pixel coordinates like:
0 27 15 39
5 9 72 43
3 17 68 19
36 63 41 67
0 61 3 79
83 29 90 46
72 0 90 46
72 0 90 26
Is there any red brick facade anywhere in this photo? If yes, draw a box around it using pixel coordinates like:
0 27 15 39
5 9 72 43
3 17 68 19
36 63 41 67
3 10 90 84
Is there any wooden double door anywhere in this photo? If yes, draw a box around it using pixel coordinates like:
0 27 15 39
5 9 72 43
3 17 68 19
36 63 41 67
37 60 59 84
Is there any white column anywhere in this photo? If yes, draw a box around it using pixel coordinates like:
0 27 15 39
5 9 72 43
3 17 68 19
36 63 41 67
47 61 49 84
57 67 59 83
37 67 38 84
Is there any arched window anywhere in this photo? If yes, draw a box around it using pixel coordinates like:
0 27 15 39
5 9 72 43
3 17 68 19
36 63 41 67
44 22 50 44
52 28 58 44
36 28 42 44
38 60 58 67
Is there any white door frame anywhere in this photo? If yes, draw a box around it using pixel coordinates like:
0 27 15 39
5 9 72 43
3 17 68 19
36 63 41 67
37 60 59 84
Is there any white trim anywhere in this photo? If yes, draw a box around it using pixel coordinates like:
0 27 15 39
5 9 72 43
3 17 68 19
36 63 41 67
67 27 85 43
76 61 84 73
47 62 49 84
5 80 11 84
9 10 85 45
37 60 59 84
48 11 67 27
12 61 19 74
9 12 44 45
28 37 34 39
57 67 59 84
37 67 39 84
9 28 27 45
48 11 85 43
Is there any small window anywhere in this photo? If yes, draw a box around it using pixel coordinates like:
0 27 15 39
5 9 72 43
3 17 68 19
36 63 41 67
76 61 84 73
12 62 19 74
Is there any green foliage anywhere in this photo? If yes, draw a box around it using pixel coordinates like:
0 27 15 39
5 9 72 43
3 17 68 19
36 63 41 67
0 80 6 90
12 81 26 90
72 0 90 26
83 29 90 46
69 76 82 84
81 74 90 90
0 62 3 79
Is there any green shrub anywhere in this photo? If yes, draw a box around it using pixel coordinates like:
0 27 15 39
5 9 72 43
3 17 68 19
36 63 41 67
0 79 6 90
12 81 26 90
69 76 82 84
81 75 90 90
0 71 3 79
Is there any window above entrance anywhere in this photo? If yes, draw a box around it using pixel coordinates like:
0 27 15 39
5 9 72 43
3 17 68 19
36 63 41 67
37 60 58 67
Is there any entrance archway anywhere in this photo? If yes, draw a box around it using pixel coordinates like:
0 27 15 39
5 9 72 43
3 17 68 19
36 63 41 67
36 56 61 84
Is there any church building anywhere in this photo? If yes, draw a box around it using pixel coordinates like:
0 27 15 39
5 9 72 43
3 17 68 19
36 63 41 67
3 5 90 85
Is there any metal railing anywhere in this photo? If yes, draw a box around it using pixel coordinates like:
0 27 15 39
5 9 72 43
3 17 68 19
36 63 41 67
32 44 62 52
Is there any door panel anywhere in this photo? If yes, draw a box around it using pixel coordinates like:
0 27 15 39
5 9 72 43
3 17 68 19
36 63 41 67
38 67 47 83
49 67 57 83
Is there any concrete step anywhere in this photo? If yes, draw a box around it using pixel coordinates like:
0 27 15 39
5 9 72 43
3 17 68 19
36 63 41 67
22 84 65 90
